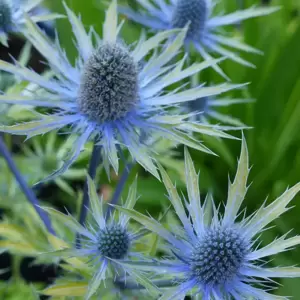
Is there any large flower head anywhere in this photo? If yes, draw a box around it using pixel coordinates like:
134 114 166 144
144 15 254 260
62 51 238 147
0 0 57 45
116 136 300 299
0 0 242 182
44 176 150 299
119 0 279 77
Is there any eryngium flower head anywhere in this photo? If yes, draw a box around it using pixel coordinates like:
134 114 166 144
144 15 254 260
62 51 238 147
171 0 207 40
0 0 12 32
119 0 279 77
0 0 58 45
77 43 139 123
185 95 254 126
116 136 300 299
22 132 88 194
0 0 242 182
97 224 130 259
44 177 144 299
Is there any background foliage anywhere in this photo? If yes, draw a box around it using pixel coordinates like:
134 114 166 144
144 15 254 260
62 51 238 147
0 0 299 298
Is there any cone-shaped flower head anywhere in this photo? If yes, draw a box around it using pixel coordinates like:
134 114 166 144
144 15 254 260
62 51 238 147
119 0 279 77
116 136 300 299
77 43 139 123
44 176 150 299
97 224 130 259
0 0 59 45
0 0 242 182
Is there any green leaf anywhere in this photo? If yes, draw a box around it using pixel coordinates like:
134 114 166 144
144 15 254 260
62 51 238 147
42 282 88 296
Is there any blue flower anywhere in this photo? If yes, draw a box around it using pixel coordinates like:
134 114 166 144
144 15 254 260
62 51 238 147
185 94 254 127
119 0 279 77
116 136 300 299
0 0 242 182
44 176 154 299
0 0 59 45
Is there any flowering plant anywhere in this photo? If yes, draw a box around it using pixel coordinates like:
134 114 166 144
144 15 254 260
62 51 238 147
0 0 299 299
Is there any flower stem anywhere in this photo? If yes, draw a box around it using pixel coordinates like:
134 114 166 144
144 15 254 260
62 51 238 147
78 142 102 226
0 136 55 235
116 279 174 290
106 162 134 220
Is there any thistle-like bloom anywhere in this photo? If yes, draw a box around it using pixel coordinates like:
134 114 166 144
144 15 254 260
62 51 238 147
0 0 58 45
120 0 279 76
116 136 300 299
23 132 88 195
0 0 242 181
44 176 149 299
185 95 253 126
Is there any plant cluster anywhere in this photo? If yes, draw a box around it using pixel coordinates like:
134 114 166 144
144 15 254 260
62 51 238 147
0 0 299 299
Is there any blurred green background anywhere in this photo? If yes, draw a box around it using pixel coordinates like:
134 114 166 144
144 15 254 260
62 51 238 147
0 0 300 298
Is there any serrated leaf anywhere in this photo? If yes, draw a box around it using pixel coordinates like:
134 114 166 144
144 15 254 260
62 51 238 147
103 0 118 43
223 134 249 226
87 175 105 229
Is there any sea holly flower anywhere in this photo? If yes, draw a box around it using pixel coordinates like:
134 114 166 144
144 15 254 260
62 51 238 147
119 0 279 77
185 95 254 126
181 75 253 127
22 132 89 195
0 0 243 182
0 0 60 45
115 136 300 299
43 176 159 299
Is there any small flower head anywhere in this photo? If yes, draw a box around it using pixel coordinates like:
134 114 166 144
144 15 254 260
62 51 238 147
0 0 242 182
0 0 12 32
171 0 207 40
185 94 253 127
0 0 58 45
22 132 87 194
187 96 209 114
117 136 300 299
97 224 130 259
78 43 139 123
120 0 279 76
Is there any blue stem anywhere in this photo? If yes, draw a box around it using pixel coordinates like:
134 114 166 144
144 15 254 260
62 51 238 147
116 279 174 290
0 136 55 235
106 162 134 220
78 142 102 226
